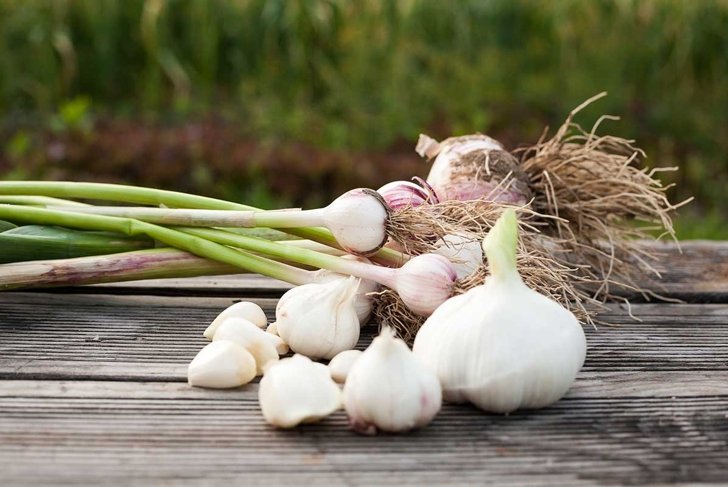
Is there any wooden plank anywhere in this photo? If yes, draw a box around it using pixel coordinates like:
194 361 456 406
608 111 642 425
19 241 728 301
1 293 727 381
0 380 726 485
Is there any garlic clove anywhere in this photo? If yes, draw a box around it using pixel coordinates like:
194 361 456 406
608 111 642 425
212 318 279 375
434 234 483 279
343 328 442 434
188 341 257 389
266 332 289 355
276 276 361 359
204 301 268 339
258 354 342 428
310 264 379 325
328 349 363 383
266 321 278 336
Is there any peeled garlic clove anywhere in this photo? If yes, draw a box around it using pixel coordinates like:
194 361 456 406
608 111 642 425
343 328 442 434
212 318 278 375
434 234 483 279
413 209 586 413
259 354 342 428
188 341 257 389
328 349 362 383
266 332 289 355
276 276 361 359
204 301 268 339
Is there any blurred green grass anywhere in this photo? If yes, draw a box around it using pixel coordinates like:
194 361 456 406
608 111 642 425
0 0 726 238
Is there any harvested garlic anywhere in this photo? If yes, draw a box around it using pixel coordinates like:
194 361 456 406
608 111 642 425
258 354 342 428
188 341 256 389
204 301 267 339
212 318 279 374
312 259 379 324
413 209 586 413
328 349 362 383
343 328 441 434
276 276 360 359
266 332 289 355
434 233 483 279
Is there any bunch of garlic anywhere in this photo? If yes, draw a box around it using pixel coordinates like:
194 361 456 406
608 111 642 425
413 209 587 413
275 276 361 359
188 301 288 388
343 328 442 434
258 354 342 428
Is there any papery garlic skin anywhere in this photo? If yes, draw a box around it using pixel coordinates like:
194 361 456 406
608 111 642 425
259 354 342 428
434 234 483 279
275 276 361 359
328 349 362 383
212 318 279 374
204 301 267 339
188 341 257 389
343 328 442 434
413 210 586 413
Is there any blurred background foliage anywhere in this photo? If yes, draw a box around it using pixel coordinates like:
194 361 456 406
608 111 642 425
0 0 726 238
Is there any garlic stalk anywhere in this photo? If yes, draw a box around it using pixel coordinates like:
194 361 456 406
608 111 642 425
258 354 342 428
211 318 279 374
51 188 390 256
204 301 268 339
275 276 361 359
343 327 442 434
413 209 586 413
188 341 257 389
328 349 362 383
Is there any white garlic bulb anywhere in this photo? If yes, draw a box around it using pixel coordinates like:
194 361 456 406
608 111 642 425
413 209 586 413
204 301 267 339
311 262 379 325
343 328 442 434
328 349 362 383
258 354 342 428
212 318 279 375
433 233 483 279
275 276 361 359
188 341 257 389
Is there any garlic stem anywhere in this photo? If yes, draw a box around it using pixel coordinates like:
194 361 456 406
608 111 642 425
179 227 456 316
0 181 404 266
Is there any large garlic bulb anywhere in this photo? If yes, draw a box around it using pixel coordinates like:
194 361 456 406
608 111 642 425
275 276 361 359
343 328 442 434
413 209 586 413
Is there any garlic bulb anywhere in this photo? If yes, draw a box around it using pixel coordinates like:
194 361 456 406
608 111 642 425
188 341 257 389
322 188 389 255
434 234 483 279
377 179 438 210
259 354 342 428
204 301 267 339
393 253 457 316
413 209 586 413
420 133 531 204
275 276 360 359
212 318 279 374
328 349 362 383
343 328 442 434
311 259 379 324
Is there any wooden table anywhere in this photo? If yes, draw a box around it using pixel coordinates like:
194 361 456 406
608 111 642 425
1 242 727 486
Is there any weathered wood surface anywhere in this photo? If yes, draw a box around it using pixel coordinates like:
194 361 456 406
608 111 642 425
1 242 727 485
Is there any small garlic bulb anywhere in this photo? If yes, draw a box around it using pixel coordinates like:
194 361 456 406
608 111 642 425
259 354 342 428
328 349 362 383
393 253 457 316
204 301 267 339
212 318 279 374
377 180 431 210
322 188 389 256
434 234 483 279
276 276 361 359
413 209 586 413
343 328 442 434
188 341 257 389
